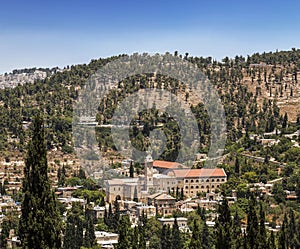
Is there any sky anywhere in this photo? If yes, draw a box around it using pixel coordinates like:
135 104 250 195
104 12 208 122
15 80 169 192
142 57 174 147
1 0 300 73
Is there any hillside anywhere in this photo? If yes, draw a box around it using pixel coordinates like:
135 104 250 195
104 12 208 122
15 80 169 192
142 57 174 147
0 49 300 175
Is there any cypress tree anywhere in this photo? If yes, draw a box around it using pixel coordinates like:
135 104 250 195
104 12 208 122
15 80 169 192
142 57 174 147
232 210 243 249
19 115 62 249
112 198 120 231
133 186 139 202
78 167 86 179
267 231 276 249
63 203 84 249
171 218 183 249
288 209 300 249
215 199 232 249
215 220 228 249
107 203 114 229
165 225 172 248
258 203 267 249
139 223 147 249
100 196 105 206
83 210 96 248
160 224 168 249
278 221 286 249
161 224 172 249
201 221 211 249
180 188 184 200
189 220 201 249
234 156 240 176
61 164 66 186
246 195 259 249
132 226 139 249
115 215 131 249
130 161 134 178
0 219 10 248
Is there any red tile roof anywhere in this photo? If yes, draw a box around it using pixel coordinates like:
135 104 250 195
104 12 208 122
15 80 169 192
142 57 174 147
153 160 187 169
168 168 226 178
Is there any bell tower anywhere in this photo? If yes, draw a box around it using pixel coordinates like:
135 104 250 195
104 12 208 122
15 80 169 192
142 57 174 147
144 152 154 193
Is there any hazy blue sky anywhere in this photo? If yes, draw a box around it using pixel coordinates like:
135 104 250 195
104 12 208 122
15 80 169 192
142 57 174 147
1 0 300 73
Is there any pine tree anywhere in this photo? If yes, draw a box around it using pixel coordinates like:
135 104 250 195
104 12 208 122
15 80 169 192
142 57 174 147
19 114 62 249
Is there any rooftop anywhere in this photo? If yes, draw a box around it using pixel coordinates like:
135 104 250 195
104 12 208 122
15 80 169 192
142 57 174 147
168 168 226 178
153 160 187 169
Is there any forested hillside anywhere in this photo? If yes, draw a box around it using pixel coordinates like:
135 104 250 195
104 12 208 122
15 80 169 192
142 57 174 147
1 49 300 162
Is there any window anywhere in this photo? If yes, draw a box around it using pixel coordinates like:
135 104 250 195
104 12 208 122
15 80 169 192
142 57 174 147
185 186 188 189
196 185 199 189
185 179 189 183
212 179 215 182
206 179 209 182
191 179 194 183
191 186 194 189
201 186 204 189
196 179 199 183
217 179 220 182
221 179 225 182
212 185 214 188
